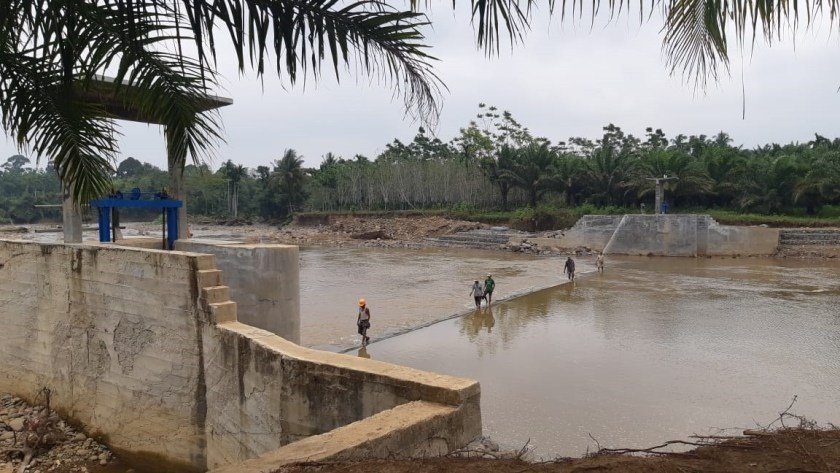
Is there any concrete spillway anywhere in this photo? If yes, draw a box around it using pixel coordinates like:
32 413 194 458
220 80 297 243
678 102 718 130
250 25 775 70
554 214 780 257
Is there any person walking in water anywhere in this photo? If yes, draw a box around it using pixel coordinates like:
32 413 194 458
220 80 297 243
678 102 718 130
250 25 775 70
563 257 576 281
470 280 484 308
483 274 496 305
596 252 605 273
357 298 371 346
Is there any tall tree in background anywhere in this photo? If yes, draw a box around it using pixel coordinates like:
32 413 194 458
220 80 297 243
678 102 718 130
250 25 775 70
220 160 247 218
501 143 559 208
270 149 308 218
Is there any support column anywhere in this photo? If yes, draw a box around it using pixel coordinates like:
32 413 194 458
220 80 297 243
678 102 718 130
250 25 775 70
62 184 83 243
654 180 663 215
166 126 190 240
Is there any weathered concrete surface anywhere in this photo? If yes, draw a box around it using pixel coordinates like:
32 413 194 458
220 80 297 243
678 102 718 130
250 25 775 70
551 215 780 256
113 237 300 343
604 214 704 256
706 220 780 256
208 400 480 473
0 240 213 471
176 239 300 344
202 321 480 469
0 239 480 472
552 215 624 251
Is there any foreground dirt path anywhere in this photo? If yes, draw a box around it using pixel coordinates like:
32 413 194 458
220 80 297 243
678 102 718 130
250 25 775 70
277 428 840 473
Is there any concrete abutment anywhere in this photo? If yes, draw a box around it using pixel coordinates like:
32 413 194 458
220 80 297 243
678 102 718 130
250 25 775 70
542 214 780 256
0 239 481 472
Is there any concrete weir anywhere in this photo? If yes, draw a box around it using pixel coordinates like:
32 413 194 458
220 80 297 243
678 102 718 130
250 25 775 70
544 214 780 256
0 239 481 472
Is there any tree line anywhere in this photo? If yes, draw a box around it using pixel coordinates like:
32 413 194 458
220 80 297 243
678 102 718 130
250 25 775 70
2 104 839 223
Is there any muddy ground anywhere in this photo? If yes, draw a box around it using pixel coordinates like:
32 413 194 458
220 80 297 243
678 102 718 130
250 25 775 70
195 215 487 248
277 428 840 473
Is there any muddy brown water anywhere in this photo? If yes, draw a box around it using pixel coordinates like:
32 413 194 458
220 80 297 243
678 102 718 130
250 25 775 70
299 247 580 350
302 254 840 459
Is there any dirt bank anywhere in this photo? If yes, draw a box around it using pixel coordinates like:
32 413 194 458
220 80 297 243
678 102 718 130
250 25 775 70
186 215 488 249
276 427 840 473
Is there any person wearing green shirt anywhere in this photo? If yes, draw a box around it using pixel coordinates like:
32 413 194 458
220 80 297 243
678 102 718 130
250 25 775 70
483 274 496 305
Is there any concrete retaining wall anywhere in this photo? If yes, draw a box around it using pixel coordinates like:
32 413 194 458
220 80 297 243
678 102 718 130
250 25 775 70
706 220 780 256
0 240 481 472
552 214 780 256
604 214 703 256
202 322 480 469
552 215 624 251
175 239 300 344
0 240 211 470
114 237 300 343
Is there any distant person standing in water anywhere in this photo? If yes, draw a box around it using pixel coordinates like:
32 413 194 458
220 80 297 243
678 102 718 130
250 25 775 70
596 252 605 273
470 280 484 308
357 298 371 346
483 274 496 305
563 257 576 281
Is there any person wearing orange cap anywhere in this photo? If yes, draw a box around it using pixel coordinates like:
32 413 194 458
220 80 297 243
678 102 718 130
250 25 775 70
356 298 371 346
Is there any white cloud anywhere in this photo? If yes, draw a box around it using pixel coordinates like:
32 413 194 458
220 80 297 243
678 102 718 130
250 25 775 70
3 4 840 172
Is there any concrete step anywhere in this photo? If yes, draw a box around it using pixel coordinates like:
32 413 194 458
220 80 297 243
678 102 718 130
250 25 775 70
425 238 506 249
779 240 840 246
197 269 222 288
202 285 231 304
434 235 510 244
208 301 237 324
780 235 840 242
425 228 536 249
779 229 840 246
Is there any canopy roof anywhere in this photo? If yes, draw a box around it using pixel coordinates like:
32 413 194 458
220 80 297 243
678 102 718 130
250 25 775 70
79 75 233 124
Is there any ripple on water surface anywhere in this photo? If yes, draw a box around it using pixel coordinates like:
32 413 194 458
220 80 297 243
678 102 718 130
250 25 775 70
299 246 577 350
352 256 840 459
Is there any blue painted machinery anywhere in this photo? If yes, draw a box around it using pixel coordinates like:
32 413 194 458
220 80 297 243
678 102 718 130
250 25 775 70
90 188 182 250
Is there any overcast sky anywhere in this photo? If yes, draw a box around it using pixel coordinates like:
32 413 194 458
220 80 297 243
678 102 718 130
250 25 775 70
3 4 840 170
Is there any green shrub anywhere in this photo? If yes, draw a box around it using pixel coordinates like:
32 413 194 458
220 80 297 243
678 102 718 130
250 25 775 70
509 206 577 231
450 201 477 213
818 205 840 218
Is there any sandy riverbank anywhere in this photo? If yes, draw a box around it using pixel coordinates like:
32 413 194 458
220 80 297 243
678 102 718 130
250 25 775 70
0 216 582 257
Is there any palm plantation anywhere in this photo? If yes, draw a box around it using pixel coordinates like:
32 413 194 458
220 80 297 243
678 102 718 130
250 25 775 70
2 0 839 237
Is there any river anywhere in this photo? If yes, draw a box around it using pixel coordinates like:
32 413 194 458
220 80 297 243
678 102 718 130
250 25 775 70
300 250 840 459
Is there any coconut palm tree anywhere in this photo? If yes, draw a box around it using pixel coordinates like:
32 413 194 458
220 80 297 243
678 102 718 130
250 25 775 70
479 145 516 210
580 125 639 206
219 160 247 218
271 149 307 217
634 148 713 206
500 142 559 208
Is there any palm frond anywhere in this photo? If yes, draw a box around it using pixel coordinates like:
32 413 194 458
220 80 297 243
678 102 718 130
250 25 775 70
184 0 443 122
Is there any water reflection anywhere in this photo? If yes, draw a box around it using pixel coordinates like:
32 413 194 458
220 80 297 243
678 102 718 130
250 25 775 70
357 346 370 359
300 246 580 349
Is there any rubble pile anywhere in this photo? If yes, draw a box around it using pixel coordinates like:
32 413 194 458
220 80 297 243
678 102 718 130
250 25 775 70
0 393 116 473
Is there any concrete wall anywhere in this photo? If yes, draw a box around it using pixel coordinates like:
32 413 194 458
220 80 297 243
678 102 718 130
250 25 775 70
0 240 211 471
706 220 781 256
114 237 300 344
202 321 480 469
604 214 703 256
553 215 624 251
175 239 300 344
209 400 480 473
0 240 480 472
550 214 780 256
